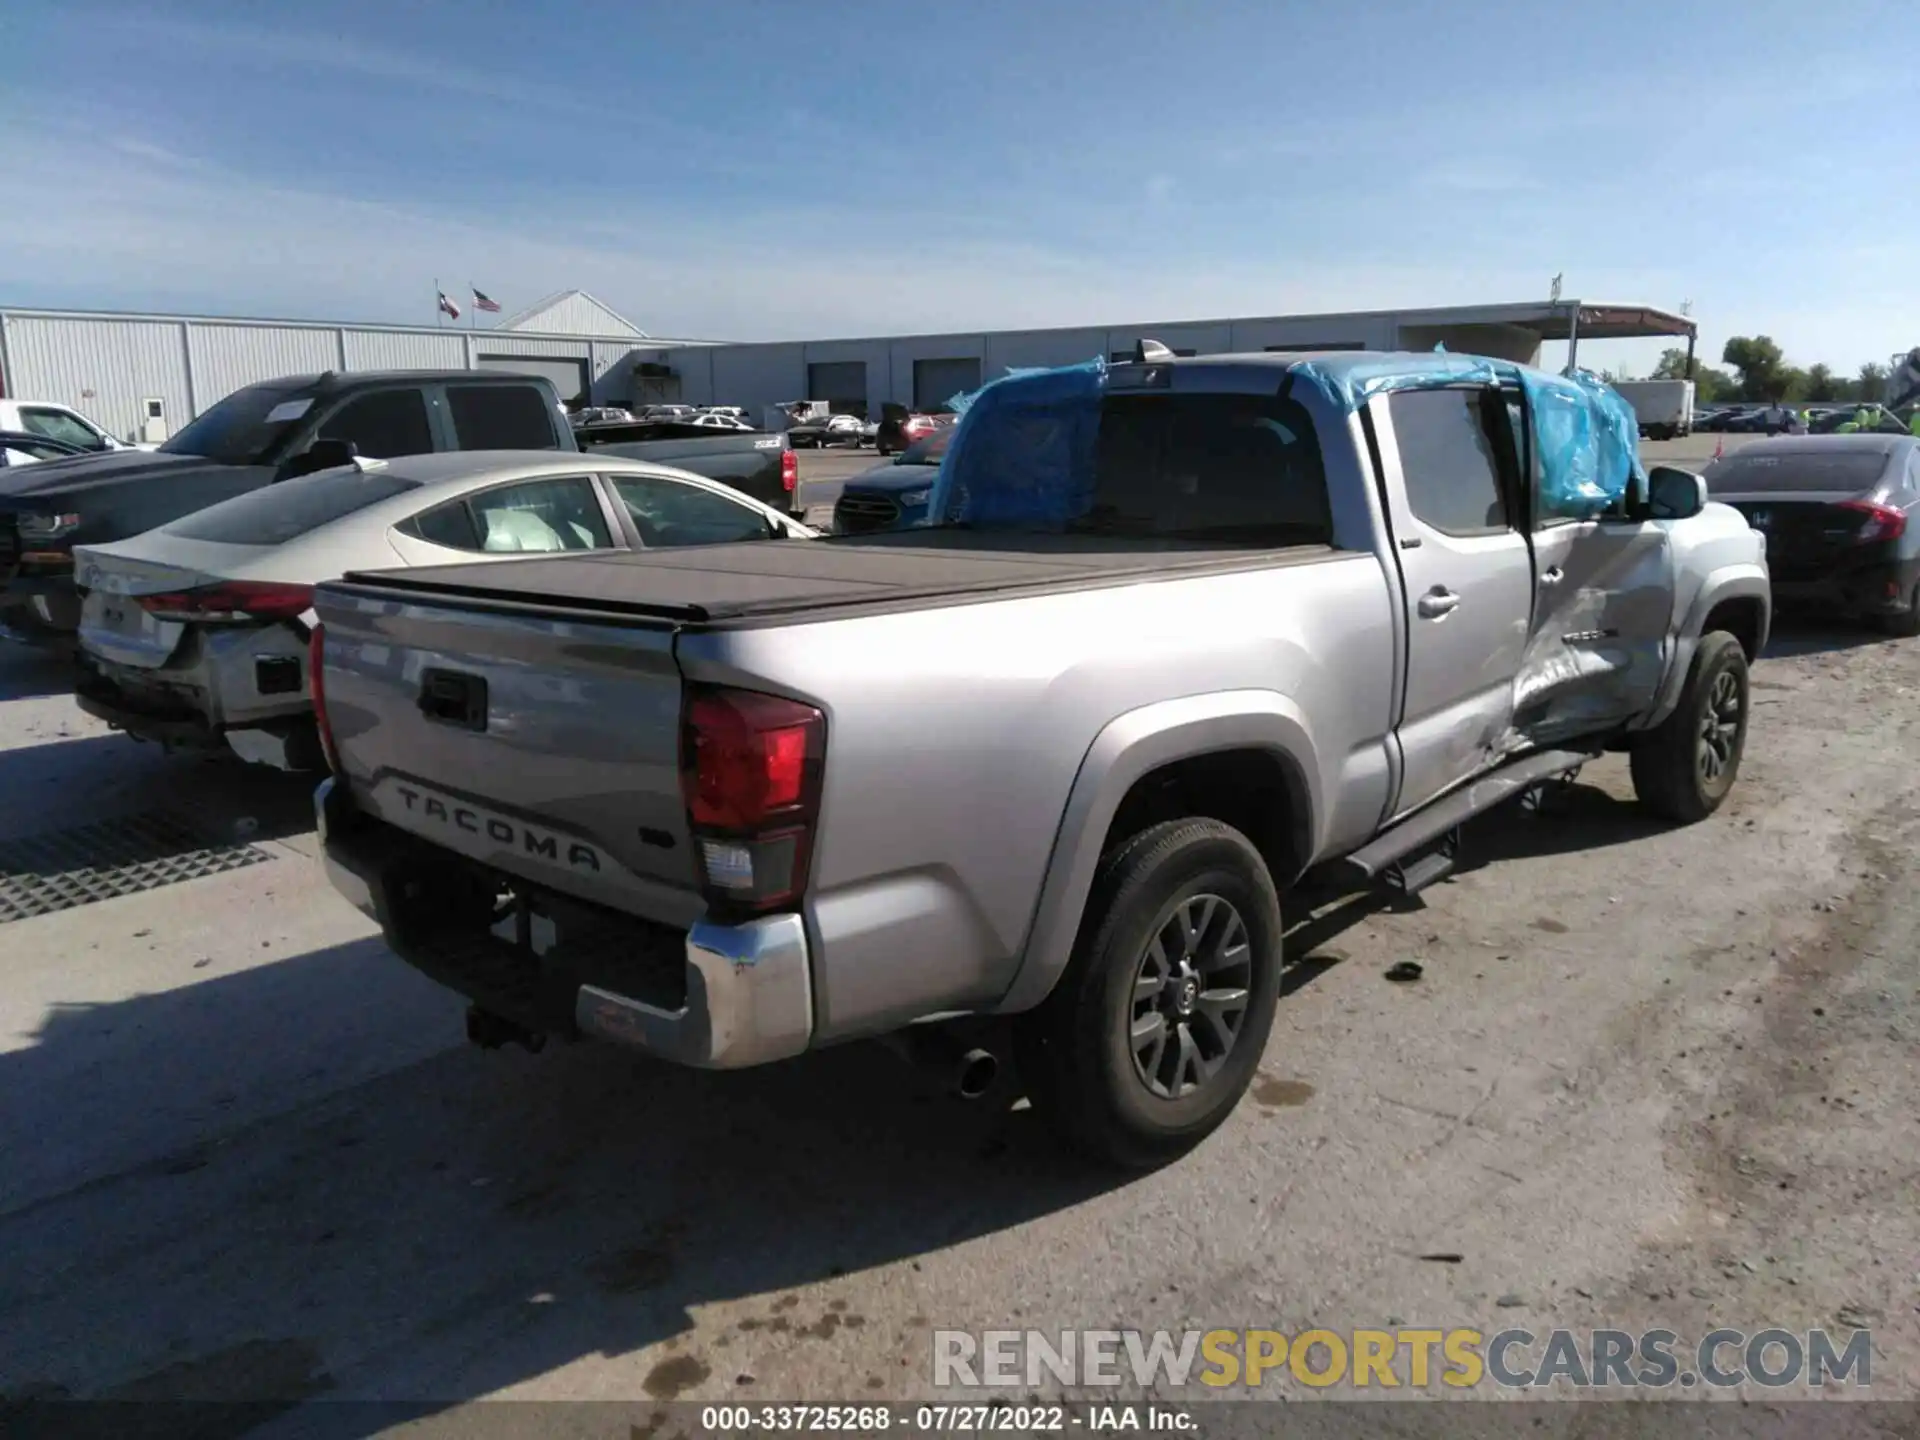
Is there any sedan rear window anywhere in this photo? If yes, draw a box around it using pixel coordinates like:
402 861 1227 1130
163 467 419 545
1705 450 1893 494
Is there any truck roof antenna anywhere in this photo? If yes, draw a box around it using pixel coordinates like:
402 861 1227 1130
1134 339 1175 363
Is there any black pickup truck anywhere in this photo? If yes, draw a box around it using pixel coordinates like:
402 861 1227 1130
0 369 794 642
572 420 797 515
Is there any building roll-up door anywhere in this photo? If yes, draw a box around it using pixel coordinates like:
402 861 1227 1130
475 355 590 407
913 357 981 412
806 361 868 416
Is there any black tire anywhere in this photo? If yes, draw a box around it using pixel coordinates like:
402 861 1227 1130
1014 818 1283 1170
1881 583 1920 638
1629 630 1749 823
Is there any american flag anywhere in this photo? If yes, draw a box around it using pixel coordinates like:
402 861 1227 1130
472 287 502 313
437 289 461 320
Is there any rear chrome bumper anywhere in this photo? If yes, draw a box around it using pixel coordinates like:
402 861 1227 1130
573 915 813 1068
317 776 813 1069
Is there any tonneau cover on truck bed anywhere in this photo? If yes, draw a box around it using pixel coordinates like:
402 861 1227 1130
334 533 1327 626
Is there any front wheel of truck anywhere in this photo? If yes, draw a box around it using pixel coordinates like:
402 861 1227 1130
1630 630 1749 824
1014 818 1283 1171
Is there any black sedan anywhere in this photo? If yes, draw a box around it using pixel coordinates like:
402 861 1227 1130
1705 435 1920 633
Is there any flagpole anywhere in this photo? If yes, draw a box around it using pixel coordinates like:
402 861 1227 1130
435 278 443 328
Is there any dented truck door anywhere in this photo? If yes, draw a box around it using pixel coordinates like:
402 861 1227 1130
1495 387 1671 744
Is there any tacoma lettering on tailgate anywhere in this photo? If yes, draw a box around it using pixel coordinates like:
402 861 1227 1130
393 784 602 872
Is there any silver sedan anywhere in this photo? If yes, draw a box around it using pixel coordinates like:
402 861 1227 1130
72 450 816 769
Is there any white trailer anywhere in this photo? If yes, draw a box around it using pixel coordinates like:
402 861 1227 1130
1612 378 1704 439
1610 380 1696 440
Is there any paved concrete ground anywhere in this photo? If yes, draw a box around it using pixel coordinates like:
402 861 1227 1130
2 482 1916 1431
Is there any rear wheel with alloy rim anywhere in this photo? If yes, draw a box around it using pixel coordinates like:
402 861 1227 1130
1128 893 1254 1100
1015 818 1283 1170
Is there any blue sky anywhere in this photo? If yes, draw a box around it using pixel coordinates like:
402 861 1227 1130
4 0 1915 375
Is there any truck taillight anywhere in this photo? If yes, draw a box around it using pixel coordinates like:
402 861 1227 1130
679 684 825 915
138 581 315 622
781 448 798 493
309 623 341 774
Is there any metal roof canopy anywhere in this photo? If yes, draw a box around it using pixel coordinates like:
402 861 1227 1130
1393 300 1696 343
1389 299 1697 373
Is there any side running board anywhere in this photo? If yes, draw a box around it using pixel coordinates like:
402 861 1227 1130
1339 747 1601 885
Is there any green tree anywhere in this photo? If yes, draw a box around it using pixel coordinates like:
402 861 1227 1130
1858 361 1889 405
1651 347 1733 401
1803 363 1838 402
1722 335 1790 401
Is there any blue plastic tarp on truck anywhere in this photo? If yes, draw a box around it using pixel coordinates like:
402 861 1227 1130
927 359 1106 527
927 351 1643 529
1291 354 1644 516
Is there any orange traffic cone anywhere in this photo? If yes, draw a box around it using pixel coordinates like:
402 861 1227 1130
1713 436 1724 461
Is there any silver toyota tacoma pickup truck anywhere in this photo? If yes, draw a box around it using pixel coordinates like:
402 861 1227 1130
311 349 1770 1168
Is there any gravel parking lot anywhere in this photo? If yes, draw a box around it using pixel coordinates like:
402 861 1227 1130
2 430 1915 1426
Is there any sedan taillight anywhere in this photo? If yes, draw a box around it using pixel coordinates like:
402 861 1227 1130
137 581 315 623
1836 499 1907 544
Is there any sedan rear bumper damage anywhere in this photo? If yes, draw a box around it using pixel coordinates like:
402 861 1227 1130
74 666 321 768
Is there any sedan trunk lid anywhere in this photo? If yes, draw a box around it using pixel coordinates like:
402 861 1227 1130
73 538 284 669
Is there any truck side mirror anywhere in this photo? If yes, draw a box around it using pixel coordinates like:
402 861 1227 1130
276 437 357 481
1647 465 1706 520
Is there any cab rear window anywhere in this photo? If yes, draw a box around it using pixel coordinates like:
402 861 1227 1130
162 468 419 545
1078 392 1333 543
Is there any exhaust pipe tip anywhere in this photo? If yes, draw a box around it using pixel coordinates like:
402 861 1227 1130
954 1048 999 1101
880 1028 1001 1101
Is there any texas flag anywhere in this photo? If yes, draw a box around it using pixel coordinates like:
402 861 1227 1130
472 287 502 314
437 289 461 320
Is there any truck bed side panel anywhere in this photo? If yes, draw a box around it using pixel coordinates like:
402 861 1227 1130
684 549 1398 1040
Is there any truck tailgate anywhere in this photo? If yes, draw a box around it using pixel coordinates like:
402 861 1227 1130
315 583 702 925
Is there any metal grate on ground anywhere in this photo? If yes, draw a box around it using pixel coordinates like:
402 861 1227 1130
0 811 275 923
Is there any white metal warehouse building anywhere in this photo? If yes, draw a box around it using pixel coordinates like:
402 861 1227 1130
0 290 720 445
0 291 1692 443
639 300 1696 419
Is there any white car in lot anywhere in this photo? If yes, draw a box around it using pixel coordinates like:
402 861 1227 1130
71 450 816 770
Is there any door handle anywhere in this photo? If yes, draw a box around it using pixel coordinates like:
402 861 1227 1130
1417 587 1460 618
1541 565 1565 586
